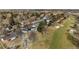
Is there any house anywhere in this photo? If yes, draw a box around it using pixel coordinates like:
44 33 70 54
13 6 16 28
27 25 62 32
21 28 28 33
31 24 37 31
46 19 50 25
0 32 17 41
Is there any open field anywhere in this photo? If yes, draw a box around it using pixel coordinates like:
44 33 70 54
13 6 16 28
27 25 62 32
30 15 76 49
50 15 76 48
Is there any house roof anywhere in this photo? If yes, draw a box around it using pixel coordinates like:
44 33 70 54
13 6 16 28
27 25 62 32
0 32 16 40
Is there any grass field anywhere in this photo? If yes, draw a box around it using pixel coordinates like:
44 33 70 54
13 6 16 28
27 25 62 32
29 27 55 48
49 15 76 48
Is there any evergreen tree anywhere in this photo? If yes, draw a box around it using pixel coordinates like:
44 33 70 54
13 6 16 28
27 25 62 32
37 21 46 33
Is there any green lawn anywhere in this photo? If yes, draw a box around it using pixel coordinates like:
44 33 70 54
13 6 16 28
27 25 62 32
50 15 76 48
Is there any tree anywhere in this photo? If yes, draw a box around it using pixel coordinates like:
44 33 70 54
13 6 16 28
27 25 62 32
37 21 46 33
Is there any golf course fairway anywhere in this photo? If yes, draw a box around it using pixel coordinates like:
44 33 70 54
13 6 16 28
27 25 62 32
50 15 76 48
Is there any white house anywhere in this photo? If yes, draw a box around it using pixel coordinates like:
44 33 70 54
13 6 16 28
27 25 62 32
31 24 37 31
46 19 50 24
